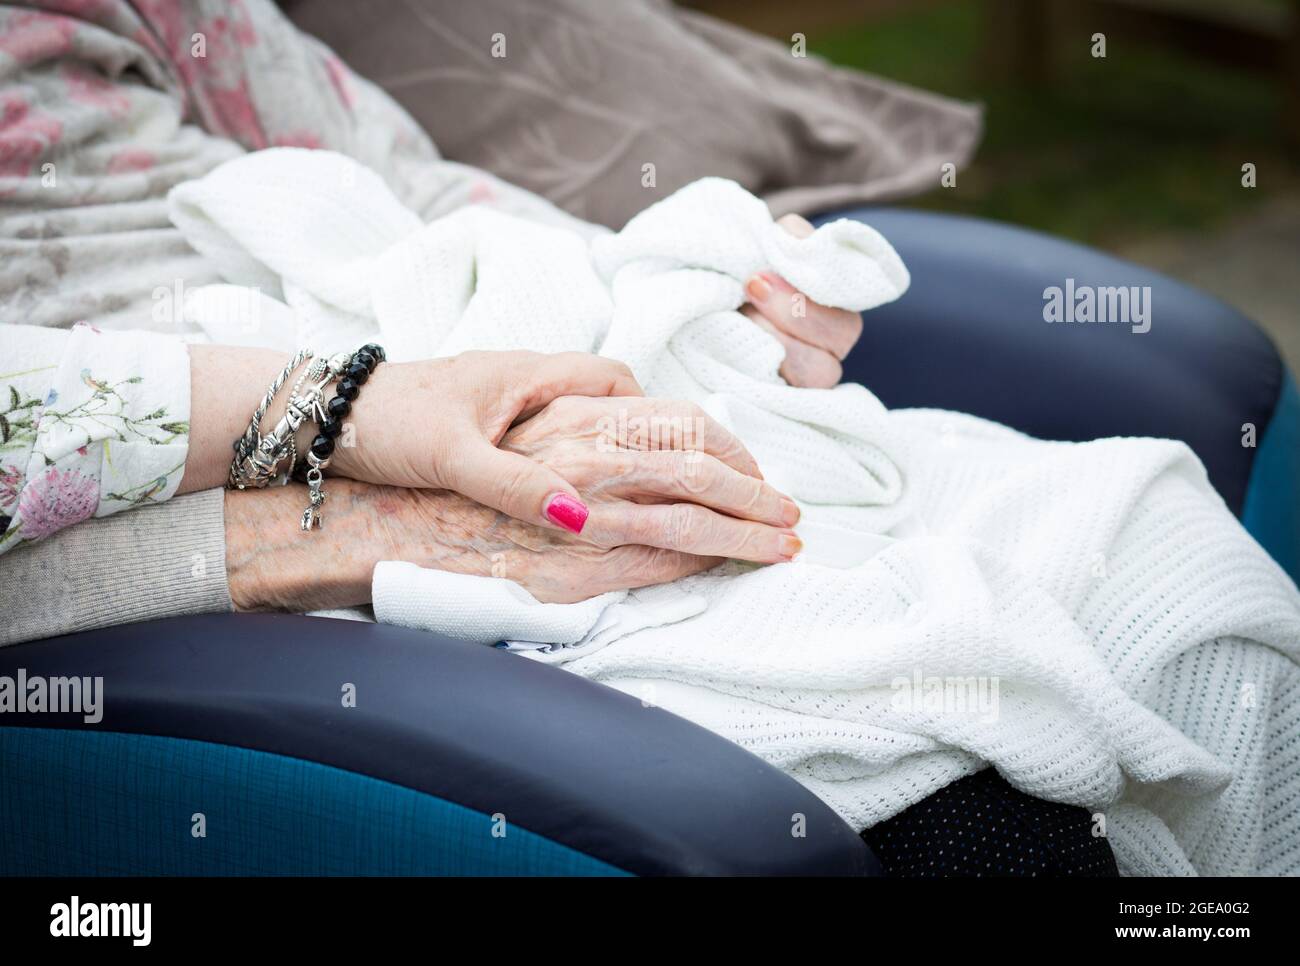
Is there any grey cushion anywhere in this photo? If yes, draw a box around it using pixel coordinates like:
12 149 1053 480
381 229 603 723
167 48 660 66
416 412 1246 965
285 0 982 227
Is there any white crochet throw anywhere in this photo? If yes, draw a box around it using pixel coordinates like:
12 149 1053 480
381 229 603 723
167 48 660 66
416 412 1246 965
169 148 1300 876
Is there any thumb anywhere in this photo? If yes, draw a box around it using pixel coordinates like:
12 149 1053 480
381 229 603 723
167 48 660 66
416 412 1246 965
445 442 589 535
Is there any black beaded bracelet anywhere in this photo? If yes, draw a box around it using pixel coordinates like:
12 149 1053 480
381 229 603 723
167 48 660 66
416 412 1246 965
298 342 386 530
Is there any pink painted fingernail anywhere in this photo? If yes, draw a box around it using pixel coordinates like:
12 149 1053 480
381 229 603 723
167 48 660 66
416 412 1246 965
544 492 589 534
745 274 772 303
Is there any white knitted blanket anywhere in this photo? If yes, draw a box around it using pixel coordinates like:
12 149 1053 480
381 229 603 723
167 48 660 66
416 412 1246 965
169 148 1300 876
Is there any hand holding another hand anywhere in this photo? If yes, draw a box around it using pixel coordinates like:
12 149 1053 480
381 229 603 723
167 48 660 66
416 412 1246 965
328 349 640 532
500 395 801 563
330 354 800 564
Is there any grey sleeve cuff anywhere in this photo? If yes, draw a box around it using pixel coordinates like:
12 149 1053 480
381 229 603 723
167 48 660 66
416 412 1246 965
0 488 233 646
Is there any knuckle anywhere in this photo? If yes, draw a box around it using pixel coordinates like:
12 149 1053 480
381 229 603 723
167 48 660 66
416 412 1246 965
717 521 754 557
738 477 768 516
625 547 683 584
507 350 540 374
545 444 591 483
720 436 756 472
555 351 585 368
742 525 772 558
665 451 694 490
661 503 702 549
606 450 638 480
618 508 657 546
678 451 711 494
546 394 581 420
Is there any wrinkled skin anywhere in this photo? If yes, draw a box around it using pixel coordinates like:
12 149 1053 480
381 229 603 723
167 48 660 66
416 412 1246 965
499 395 801 562
226 479 723 610
227 396 801 609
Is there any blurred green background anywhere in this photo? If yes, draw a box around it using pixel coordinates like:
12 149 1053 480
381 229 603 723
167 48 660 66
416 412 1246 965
699 0 1300 372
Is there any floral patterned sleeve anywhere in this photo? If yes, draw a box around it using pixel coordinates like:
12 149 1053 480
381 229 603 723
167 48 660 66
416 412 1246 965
0 322 190 555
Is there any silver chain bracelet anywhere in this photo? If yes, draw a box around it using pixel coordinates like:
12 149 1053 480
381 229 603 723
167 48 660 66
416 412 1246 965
227 348 312 490
228 343 385 533
227 348 352 491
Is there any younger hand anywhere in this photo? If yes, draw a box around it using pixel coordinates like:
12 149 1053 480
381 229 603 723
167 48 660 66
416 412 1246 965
329 349 641 534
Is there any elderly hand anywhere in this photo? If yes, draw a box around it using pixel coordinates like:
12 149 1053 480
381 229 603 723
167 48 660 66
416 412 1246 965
225 478 724 609
498 394 801 564
741 213 865 388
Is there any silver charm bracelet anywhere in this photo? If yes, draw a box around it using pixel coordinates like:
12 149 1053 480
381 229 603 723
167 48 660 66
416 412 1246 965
227 348 314 491
227 343 386 531
227 348 351 490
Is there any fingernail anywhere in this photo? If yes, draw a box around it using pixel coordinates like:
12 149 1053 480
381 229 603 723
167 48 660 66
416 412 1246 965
779 498 801 527
761 271 792 293
745 274 772 303
784 214 815 238
544 492 589 534
778 531 802 561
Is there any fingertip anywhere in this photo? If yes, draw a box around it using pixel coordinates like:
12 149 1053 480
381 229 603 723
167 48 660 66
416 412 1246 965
739 528 802 565
778 212 815 238
544 491 589 534
745 274 772 305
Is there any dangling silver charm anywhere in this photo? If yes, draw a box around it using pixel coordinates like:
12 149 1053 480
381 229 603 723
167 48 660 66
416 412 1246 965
301 456 329 530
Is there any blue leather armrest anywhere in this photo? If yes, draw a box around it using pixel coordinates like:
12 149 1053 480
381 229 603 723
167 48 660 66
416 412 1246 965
820 207 1298 579
0 614 878 876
